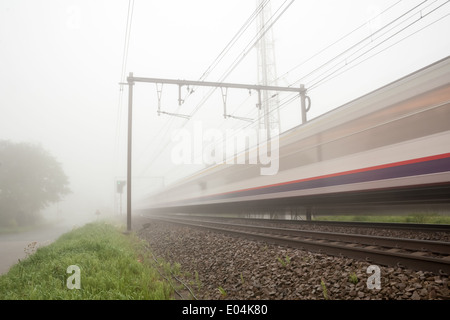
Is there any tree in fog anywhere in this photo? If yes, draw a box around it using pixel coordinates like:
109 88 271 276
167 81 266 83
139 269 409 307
0 141 71 227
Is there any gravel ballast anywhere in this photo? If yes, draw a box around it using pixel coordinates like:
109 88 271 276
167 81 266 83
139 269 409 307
135 217 450 300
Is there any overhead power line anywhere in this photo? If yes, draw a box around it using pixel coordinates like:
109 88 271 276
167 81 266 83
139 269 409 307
184 0 295 121
138 0 296 177
120 0 135 85
134 1 272 172
115 0 135 171
198 0 271 83
277 0 403 87
160 0 450 181
289 0 429 88
308 0 450 90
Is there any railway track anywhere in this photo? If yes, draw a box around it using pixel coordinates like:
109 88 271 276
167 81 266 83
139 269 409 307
149 215 450 275
173 214 450 233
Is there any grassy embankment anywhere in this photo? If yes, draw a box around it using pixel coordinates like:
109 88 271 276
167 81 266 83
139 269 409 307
0 221 180 299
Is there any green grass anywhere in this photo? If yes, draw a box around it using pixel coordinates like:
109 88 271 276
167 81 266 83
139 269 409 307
320 278 329 300
217 286 227 298
0 221 174 300
314 213 450 224
349 273 358 285
277 255 291 267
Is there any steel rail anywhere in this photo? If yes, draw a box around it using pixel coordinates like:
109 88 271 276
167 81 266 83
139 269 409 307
168 217 450 254
175 214 450 233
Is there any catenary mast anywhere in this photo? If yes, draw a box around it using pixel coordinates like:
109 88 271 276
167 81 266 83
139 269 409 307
256 0 281 140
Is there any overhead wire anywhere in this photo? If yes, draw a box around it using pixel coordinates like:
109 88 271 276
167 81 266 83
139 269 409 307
309 12 450 91
289 0 429 88
172 0 449 177
160 0 298 177
120 0 135 86
308 0 450 90
114 0 135 172
184 0 271 102
139 0 295 177
161 92 260 177
134 0 270 170
162 92 300 180
187 0 295 119
156 0 296 178
306 0 441 89
276 0 403 87
160 0 450 181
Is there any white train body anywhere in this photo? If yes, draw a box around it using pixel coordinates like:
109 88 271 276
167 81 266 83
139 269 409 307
140 57 450 215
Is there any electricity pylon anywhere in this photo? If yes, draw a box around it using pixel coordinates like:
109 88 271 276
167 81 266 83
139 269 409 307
256 0 281 140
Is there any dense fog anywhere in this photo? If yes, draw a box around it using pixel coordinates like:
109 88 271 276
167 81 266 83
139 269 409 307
0 0 448 230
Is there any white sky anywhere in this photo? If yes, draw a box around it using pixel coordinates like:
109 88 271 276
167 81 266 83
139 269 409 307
0 0 449 219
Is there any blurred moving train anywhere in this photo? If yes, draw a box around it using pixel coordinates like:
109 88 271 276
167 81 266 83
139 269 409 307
138 56 450 217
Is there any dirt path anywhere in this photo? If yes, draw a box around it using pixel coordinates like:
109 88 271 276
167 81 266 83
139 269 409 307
0 223 74 275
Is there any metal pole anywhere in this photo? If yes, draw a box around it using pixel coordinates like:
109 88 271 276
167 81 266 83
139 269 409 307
300 84 307 124
127 76 302 93
306 206 312 221
127 72 134 231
